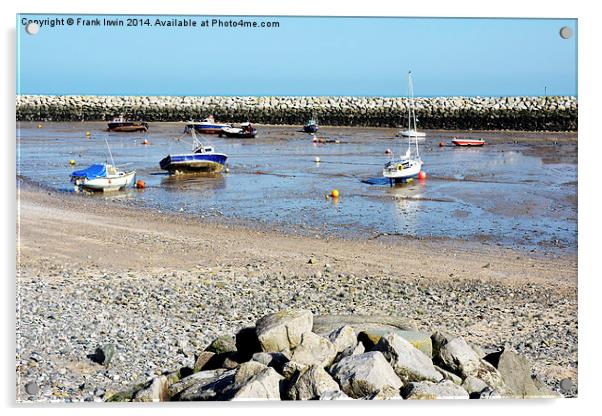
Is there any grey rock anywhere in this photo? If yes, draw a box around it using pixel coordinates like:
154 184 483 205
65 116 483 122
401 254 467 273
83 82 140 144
287 365 340 400
24 381 39 396
434 365 462 385
132 375 169 402
437 337 480 376
402 380 470 400
373 333 442 383
193 351 215 372
359 329 433 357
168 369 229 399
252 352 289 372
256 309 313 352
176 369 236 401
281 361 307 381
290 332 337 368
205 335 236 355
461 376 489 395
329 351 403 399
327 325 357 354
229 367 283 400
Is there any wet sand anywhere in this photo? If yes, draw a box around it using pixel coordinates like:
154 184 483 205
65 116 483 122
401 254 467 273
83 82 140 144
16 181 577 401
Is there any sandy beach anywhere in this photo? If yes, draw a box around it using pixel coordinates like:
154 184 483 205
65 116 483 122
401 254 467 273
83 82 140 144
15 180 577 401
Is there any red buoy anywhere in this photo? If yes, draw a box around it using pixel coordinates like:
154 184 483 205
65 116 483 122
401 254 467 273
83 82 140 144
439 141 445 147
418 171 426 179
136 179 145 189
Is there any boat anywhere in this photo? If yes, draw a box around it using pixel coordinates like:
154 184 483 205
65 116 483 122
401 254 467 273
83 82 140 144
452 138 486 146
220 122 257 139
383 71 424 184
71 163 136 192
303 117 319 133
107 115 149 132
160 127 228 174
185 115 231 134
400 129 426 138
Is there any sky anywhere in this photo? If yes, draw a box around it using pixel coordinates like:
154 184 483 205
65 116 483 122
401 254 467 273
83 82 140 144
16 15 577 97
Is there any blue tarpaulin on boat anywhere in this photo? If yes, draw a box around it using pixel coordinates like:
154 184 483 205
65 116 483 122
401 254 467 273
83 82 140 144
71 164 106 179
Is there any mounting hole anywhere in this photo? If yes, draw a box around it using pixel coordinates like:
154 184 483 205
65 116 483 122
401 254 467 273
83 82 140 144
559 26 572 39
25 22 40 35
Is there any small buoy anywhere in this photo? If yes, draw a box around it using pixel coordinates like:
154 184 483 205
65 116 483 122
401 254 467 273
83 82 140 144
135 179 145 189
331 189 339 198
439 141 445 147
418 171 426 179
315 157 320 163
69 159 76 166
225 167 230 173
385 148 392 154
37 124 43 129
85 131 91 137
142 139 149 145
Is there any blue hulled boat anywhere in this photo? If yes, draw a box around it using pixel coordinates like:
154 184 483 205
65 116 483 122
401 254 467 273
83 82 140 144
160 128 228 174
303 118 319 133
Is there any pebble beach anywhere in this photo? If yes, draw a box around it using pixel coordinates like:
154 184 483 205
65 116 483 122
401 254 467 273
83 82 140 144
16 181 577 401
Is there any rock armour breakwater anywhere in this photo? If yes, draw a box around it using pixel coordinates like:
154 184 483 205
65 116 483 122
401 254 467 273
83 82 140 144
16 95 577 131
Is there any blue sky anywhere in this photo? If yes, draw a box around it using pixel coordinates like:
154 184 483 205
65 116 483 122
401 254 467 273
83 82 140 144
17 15 577 97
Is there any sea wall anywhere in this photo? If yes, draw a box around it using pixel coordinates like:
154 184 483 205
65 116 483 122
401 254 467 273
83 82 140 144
16 95 577 131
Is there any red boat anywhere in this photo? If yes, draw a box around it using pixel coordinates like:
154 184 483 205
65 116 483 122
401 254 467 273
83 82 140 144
451 138 485 146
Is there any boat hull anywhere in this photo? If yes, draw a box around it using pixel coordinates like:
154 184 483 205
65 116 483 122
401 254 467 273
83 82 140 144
187 123 231 134
303 125 319 133
221 128 257 139
160 153 228 174
72 171 136 192
108 122 149 132
452 139 485 146
400 130 426 138
383 159 422 181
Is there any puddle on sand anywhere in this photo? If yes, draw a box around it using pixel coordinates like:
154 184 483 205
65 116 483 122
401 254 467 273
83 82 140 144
17 122 577 255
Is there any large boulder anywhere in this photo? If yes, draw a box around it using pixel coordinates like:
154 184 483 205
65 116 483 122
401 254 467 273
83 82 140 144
402 380 470 400
168 369 229 399
327 325 357 354
289 332 337 368
256 309 314 352
484 349 559 398
359 329 433 357
437 337 506 393
176 369 237 401
252 352 290 373
229 367 284 400
329 351 403 399
287 365 340 400
132 375 169 402
205 335 237 355
373 333 442 383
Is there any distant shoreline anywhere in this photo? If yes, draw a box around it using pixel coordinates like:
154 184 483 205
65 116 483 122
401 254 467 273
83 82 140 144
16 95 577 132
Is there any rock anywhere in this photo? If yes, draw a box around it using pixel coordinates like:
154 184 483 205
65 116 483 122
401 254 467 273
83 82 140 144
229 367 284 400
373 333 442 383
252 352 289 373
290 332 337 368
319 390 351 400
176 369 236 401
193 351 215 372
281 361 308 380
205 335 236 355
437 337 506 393
359 329 432 357
402 380 470 400
329 351 403 399
132 375 169 402
327 325 357 354
461 376 489 396
484 348 558 398
434 365 462 385
431 330 453 358
368 385 403 400
168 369 229 399
255 309 313 352
479 387 502 399
88 344 116 366
287 365 340 400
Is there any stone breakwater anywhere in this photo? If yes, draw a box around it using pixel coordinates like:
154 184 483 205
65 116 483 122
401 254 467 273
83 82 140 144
106 309 564 401
16 95 577 131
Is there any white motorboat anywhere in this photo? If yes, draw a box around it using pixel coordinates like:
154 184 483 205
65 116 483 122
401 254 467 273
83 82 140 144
71 163 136 192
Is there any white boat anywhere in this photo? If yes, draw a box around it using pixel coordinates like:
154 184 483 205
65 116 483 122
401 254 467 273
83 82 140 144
399 129 426 138
71 163 136 192
384 71 424 183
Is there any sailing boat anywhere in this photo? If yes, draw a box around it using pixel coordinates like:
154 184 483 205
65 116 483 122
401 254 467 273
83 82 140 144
383 71 424 184
160 125 228 174
70 137 136 192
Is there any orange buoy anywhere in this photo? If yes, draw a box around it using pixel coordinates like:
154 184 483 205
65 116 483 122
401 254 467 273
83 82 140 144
142 139 149 145
418 171 426 179
439 141 445 147
331 189 339 198
136 179 145 189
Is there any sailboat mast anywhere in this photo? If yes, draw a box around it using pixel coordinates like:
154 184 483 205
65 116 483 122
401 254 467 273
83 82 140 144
104 136 116 167
407 71 413 154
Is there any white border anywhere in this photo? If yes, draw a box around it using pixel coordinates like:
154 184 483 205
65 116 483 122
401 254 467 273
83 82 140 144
3 1 600 415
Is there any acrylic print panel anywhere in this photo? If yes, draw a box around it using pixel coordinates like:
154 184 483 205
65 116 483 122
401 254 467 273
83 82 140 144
15 14 577 402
